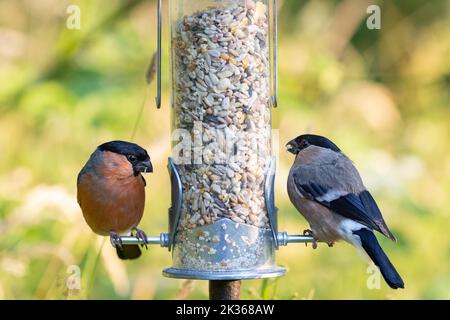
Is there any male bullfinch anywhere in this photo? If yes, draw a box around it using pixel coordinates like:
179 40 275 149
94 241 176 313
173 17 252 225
77 141 153 260
286 134 404 289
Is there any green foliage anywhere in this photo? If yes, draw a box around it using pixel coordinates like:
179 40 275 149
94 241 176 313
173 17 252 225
0 0 449 299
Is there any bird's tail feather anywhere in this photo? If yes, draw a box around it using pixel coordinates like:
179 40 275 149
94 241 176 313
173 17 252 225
116 245 141 260
354 228 404 289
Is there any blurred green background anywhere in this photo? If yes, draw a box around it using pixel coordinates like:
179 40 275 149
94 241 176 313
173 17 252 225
0 0 449 299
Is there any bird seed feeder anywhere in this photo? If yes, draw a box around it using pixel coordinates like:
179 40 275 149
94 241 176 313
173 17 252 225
114 0 314 282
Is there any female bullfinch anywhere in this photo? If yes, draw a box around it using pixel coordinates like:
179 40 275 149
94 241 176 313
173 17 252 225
286 134 404 289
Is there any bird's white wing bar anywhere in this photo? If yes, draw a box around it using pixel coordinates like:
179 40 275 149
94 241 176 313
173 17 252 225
316 190 349 202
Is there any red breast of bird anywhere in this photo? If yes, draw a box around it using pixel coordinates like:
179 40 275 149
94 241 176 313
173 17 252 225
77 150 145 236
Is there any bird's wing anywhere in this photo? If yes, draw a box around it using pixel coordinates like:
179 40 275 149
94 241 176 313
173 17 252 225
140 175 147 187
76 167 88 206
292 162 396 241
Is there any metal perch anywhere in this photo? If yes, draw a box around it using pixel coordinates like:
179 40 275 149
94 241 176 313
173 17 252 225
111 232 316 248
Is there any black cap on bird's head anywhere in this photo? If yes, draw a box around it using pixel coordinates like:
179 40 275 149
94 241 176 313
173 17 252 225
98 141 153 175
286 134 341 155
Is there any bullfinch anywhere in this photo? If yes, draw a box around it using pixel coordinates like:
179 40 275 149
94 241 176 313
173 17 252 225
77 141 153 260
286 134 404 289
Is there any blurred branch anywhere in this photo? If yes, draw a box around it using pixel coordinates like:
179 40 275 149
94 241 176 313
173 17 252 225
175 280 194 300
325 0 374 58
44 0 147 79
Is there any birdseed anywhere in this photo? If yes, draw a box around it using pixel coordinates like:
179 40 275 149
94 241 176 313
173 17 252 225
172 0 271 231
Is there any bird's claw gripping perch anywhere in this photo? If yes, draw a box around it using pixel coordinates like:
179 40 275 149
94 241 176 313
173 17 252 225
132 228 149 249
110 231 123 250
303 229 318 249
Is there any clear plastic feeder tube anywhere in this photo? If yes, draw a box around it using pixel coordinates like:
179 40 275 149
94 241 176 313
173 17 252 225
164 0 283 279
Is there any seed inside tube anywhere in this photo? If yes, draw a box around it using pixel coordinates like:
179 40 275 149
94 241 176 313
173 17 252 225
173 1 271 233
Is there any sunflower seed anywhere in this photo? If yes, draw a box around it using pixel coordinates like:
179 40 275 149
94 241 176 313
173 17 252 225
174 1 271 230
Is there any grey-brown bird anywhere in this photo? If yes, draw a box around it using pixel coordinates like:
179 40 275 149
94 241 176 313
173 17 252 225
77 141 153 260
286 134 404 289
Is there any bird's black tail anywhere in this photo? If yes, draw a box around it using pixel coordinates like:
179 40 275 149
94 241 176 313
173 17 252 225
354 228 404 289
116 245 141 260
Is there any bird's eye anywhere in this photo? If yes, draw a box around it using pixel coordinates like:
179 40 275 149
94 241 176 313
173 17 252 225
301 141 310 148
127 155 137 162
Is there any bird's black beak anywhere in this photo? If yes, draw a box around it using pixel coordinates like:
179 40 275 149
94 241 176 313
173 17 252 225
286 141 300 155
135 159 153 173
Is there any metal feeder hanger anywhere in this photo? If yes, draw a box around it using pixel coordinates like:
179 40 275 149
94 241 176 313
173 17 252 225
111 0 315 282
